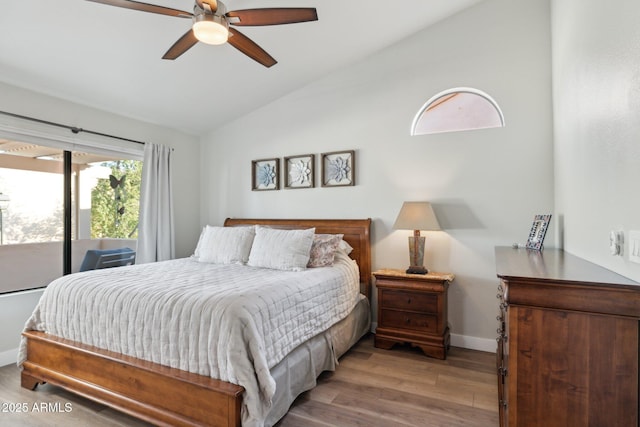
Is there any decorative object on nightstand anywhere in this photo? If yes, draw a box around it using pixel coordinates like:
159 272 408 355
373 269 454 359
393 201 441 274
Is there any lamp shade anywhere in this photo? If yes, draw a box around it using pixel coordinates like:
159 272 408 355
393 202 440 231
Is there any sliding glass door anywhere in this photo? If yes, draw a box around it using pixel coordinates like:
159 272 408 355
0 139 141 294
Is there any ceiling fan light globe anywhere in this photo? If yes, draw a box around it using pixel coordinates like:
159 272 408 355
193 16 228 45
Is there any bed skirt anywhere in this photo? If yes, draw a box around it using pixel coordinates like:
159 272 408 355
265 295 371 426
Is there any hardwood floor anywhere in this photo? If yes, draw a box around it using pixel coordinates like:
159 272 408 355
0 335 498 426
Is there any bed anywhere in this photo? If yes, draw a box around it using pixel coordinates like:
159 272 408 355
19 218 372 427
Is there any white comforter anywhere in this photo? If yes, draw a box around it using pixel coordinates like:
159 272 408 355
19 251 360 426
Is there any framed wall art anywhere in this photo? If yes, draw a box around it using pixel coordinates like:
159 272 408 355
526 214 552 250
284 154 315 189
251 158 279 191
321 150 355 187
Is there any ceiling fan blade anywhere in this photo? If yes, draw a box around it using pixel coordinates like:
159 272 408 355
227 28 277 68
226 8 318 26
162 30 199 60
86 0 192 18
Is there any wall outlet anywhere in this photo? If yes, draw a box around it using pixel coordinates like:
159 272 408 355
629 230 640 264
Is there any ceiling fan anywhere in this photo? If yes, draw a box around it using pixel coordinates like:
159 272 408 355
86 0 318 67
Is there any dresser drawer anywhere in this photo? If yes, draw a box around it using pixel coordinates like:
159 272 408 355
380 309 438 332
380 289 438 313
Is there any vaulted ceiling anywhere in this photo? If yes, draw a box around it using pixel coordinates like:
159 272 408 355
0 0 481 136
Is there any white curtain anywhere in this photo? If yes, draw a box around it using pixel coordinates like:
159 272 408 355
137 143 174 263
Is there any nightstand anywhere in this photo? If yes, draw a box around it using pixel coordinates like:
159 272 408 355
373 269 455 359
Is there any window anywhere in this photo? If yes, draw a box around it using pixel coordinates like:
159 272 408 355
0 144 64 245
0 139 142 294
411 87 505 135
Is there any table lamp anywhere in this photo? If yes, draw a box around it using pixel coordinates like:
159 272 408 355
393 201 440 274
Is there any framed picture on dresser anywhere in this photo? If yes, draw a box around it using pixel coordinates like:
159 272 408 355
526 214 551 250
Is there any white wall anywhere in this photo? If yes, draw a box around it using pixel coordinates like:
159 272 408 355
552 0 640 281
201 0 553 350
0 289 43 366
0 82 201 364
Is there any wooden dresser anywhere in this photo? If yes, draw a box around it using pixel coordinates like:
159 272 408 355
373 269 454 359
495 246 640 427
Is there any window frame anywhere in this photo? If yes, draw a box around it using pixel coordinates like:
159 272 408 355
410 87 505 136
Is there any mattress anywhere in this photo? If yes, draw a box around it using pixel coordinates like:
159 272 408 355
19 251 361 426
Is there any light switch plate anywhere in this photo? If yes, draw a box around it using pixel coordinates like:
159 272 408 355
629 230 640 264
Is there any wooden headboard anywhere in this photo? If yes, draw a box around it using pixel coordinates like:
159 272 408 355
224 218 372 299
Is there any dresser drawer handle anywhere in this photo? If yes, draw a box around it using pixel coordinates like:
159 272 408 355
405 317 411 324
406 297 412 304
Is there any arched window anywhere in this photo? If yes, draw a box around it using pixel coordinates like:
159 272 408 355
411 87 505 135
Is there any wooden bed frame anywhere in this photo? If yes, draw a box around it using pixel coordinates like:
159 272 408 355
21 218 372 427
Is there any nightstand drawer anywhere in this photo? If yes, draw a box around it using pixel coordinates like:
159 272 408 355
380 290 438 313
380 309 438 332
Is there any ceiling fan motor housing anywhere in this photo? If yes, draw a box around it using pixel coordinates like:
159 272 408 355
193 3 229 45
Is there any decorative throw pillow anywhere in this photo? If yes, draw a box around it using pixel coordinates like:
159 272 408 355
196 225 255 264
307 234 344 268
248 226 315 271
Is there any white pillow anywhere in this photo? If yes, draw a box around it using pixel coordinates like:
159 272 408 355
193 226 207 258
248 226 315 271
338 239 354 255
196 225 255 264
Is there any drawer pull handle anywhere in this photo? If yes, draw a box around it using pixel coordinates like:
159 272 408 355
405 317 410 324
407 298 412 304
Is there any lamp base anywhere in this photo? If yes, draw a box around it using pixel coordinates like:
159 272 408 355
406 266 428 275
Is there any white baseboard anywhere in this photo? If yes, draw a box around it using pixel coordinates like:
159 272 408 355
0 347 18 367
450 333 496 353
370 322 496 353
